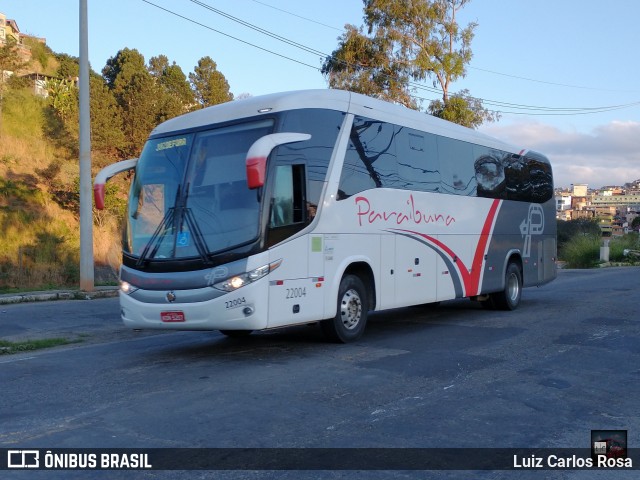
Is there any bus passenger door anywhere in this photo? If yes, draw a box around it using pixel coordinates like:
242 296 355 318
266 164 323 327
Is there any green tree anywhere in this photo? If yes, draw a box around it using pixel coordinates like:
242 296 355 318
22 37 52 73
55 53 80 79
321 24 416 108
149 54 195 120
47 78 77 123
103 48 159 157
322 0 497 128
557 218 601 249
632 216 640 230
89 75 125 158
189 56 233 108
428 89 494 128
103 47 147 90
43 77 79 153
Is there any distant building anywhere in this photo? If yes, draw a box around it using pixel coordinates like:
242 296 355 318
591 193 640 208
571 196 588 210
571 209 594 220
556 193 572 211
557 178 640 231
1 11 50 95
19 72 56 98
572 184 588 197
0 12 44 67
600 187 624 197
0 13 20 45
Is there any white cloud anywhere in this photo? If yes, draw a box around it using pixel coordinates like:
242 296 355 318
479 120 640 188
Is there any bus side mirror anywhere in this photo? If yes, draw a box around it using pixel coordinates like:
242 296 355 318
93 158 138 209
245 133 311 189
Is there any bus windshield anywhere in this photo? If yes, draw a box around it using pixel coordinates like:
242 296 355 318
126 119 274 261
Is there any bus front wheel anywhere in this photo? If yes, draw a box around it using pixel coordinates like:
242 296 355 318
321 274 368 343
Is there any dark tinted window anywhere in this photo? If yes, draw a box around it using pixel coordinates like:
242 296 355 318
338 117 399 199
277 109 345 208
338 115 553 203
475 150 553 203
396 128 440 192
437 136 476 196
474 146 507 199
524 152 554 203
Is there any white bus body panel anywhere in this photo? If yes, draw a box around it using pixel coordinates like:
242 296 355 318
266 234 325 328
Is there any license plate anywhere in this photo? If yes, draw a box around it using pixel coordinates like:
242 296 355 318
161 311 185 322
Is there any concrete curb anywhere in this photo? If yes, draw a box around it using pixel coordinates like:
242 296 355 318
0 288 119 305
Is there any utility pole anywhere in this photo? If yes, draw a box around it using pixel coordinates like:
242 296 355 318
79 0 94 291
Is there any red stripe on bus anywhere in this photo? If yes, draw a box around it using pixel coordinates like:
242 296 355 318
394 198 501 296
466 198 501 295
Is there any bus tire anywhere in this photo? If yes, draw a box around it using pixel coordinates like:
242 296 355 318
219 330 253 338
491 262 522 310
321 274 368 343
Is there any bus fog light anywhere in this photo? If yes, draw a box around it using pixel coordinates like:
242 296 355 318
243 306 254 316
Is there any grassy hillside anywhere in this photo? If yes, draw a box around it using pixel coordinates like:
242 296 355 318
0 39 237 291
0 88 122 291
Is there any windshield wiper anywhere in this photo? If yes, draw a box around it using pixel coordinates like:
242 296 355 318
136 184 182 268
135 183 212 268
173 182 212 266
136 207 176 268
183 207 212 266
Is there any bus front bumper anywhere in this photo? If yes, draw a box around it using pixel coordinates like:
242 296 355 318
119 284 269 331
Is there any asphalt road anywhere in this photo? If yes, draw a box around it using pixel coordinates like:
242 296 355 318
1 267 639 480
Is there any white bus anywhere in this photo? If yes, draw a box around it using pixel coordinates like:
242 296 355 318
95 89 556 342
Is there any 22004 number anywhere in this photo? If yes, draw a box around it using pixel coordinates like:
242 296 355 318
225 297 246 309
286 287 306 299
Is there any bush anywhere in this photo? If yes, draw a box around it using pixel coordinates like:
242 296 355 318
557 219 601 249
562 235 600 268
609 234 640 262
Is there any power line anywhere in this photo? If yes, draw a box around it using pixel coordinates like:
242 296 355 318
142 0 640 117
468 65 639 93
248 0 343 32
188 0 326 58
140 0 321 71
190 0 640 115
246 0 637 94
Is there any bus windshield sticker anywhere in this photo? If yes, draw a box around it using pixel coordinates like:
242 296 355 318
155 138 187 151
177 231 191 248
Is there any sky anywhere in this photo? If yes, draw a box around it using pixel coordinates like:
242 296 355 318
3 0 640 188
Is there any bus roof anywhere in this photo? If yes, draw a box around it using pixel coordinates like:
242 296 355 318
150 89 522 154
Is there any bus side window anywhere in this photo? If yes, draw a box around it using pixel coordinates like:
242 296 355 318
437 136 476 196
337 117 397 199
270 164 306 228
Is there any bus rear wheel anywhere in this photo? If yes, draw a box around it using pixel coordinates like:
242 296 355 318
321 274 368 343
490 262 522 310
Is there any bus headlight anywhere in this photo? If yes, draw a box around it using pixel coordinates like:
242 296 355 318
213 259 281 292
120 281 138 294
